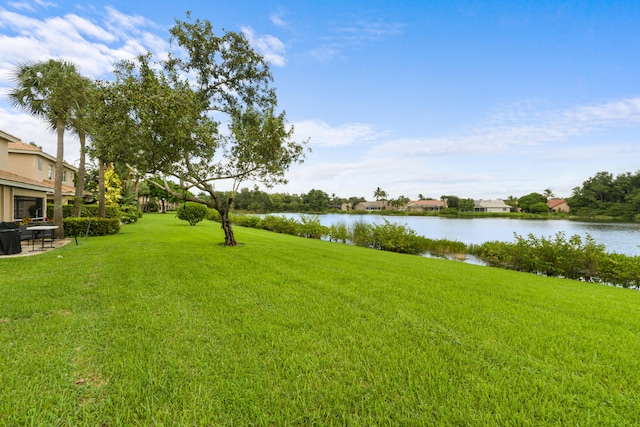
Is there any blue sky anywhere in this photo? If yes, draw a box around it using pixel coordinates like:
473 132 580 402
1 0 639 200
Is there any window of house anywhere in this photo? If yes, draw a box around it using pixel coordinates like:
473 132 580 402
38 158 43 170
14 196 44 221
63 170 67 182
48 164 53 180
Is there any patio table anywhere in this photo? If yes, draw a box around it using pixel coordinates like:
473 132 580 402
26 225 58 251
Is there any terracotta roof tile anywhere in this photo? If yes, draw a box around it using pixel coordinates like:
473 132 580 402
547 199 567 208
0 170 51 190
8 140 42 152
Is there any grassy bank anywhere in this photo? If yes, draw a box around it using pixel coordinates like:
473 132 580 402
1 213 639 425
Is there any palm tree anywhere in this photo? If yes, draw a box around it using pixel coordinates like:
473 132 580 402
543 188 555 201
505 195 519 212
9 59 87 238
373 187 388 202
68 76 95 217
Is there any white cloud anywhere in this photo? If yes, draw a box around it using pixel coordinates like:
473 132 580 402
335 21 405 42
270 12 288 28
370 97 640 159
0 6 167 85
6 0 55 12
309 44 342 63
275 97 640 198
241 26 286 67
293 120 383 147
310 19 405 62
6 1 35 12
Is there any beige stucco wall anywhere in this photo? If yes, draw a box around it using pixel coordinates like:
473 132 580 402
8 152 47 180
0 184 11 222
1 138 76 221
552 202 570 213
8 152 75 187
0 140 7 171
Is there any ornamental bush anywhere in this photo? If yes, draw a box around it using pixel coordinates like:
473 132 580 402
176 202 208 226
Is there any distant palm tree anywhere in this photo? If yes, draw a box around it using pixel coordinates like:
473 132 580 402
9 59 88 238
373 187 388 202
543 188 555 200
505 195 519 212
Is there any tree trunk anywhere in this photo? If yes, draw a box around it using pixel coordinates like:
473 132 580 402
74 131 86 217
220 207 237 246
98 160 106 218
53 119 65 239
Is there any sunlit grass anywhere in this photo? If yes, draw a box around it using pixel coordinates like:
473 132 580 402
1 213 639 425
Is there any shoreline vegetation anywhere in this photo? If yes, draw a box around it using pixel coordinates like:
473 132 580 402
2 213 640 425
229 212 640 290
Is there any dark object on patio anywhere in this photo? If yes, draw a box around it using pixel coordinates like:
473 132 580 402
18 225 33 241
0 222 22 255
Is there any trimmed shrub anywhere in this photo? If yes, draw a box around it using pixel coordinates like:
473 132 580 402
48 204 122 219
176 202 209 226
63 217 121 237
120 205 141 224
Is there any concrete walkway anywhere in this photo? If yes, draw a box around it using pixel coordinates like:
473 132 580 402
1 238 73 258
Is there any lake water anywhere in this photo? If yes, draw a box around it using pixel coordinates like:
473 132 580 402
276 213 640 257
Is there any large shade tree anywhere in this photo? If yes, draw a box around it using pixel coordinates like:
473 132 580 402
91 15 307 245
9 59 89 238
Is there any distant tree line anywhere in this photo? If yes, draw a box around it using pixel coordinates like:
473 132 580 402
231 187 365 213
568 171 640 219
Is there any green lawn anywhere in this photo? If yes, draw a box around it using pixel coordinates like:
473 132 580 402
1 213 639 425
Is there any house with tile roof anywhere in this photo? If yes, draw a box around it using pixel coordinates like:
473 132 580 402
354 201 391 211
547 198 570 213
474 199 511 213
0 130 78 222
405 199 448 212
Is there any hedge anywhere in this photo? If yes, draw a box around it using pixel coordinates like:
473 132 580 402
63 217 121 237
48 204 122 219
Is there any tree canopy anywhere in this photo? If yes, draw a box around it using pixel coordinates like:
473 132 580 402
90 14 307 245
568 170 640 219
517 192 547 213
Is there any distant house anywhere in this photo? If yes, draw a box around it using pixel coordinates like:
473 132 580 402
0 130 78 222
474 199 511 213
548 199 570 213
354 201 390 211
405 199 447 212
